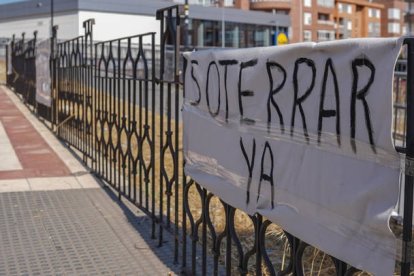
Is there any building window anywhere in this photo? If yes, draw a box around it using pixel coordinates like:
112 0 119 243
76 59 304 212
318 13 329 21
304 0 312 8
388 22 401 34
337 18 351 37
317 30 334 41
317 0 334 8
318 13 333 25
338 3 352 14
388 8 400 20
274 9 289 15
304 30 312 41
223 0 233 6
368 22 380 36
368 8 380 19
194 19 278 47
304 13 312 25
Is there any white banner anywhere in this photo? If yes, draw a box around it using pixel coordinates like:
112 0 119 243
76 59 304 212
35 39 51 107
183 38 403 275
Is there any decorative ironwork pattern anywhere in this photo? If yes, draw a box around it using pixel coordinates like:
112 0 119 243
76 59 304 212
55 19 95 162
93 32 158 228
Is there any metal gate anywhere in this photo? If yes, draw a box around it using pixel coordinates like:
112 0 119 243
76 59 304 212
53 5 185 269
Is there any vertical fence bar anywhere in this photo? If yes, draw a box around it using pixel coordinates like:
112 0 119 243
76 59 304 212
19 32 25 102
157 7 166 248
182 56 188 272
174 8 182 265
116 39 121 197
51 25 58 128
401 38 414 276
7 34 15 87
255 214 262 276
85 20 94 164
93 42 97 173
88 21 95 166
225 203 232 276
5 43 8 85
151 34 157 240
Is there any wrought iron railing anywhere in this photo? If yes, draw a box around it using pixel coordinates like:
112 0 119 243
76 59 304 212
5 5 414 276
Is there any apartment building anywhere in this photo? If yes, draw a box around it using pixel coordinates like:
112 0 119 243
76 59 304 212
374 0 406 37
200 0 406 43
334 0 383 39
302 0 336 42
248 0 337 42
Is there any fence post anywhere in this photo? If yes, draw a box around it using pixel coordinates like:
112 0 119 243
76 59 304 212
51 25 58 129
32 31 38 113
82 19 94 164
9 34 15 87
155 4 183 254
21 32 25 48
401 37 414 275
32 30 37 49
5 42 8 85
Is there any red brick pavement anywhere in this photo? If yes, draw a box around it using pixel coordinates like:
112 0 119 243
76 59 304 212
0 87 70 179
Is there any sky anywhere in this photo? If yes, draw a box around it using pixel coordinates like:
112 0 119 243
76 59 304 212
0 0 26 4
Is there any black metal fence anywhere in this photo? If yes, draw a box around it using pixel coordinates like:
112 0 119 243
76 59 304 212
7 31 53 121
10 32 37 107
5 5 414 276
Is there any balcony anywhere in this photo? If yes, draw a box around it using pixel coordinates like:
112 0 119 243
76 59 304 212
317 20 335 25
317 0 334 8
250 0 291 11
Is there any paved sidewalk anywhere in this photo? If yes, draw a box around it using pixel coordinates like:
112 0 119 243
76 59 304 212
0 85 180 275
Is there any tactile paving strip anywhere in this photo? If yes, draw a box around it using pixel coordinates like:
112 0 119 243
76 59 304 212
0 188 180 275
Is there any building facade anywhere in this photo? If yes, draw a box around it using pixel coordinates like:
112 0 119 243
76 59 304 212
334 0 383 39
0 0 289 48
375 0 406 37
185 4 289 48
302 0 336 42
206 0 407 43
